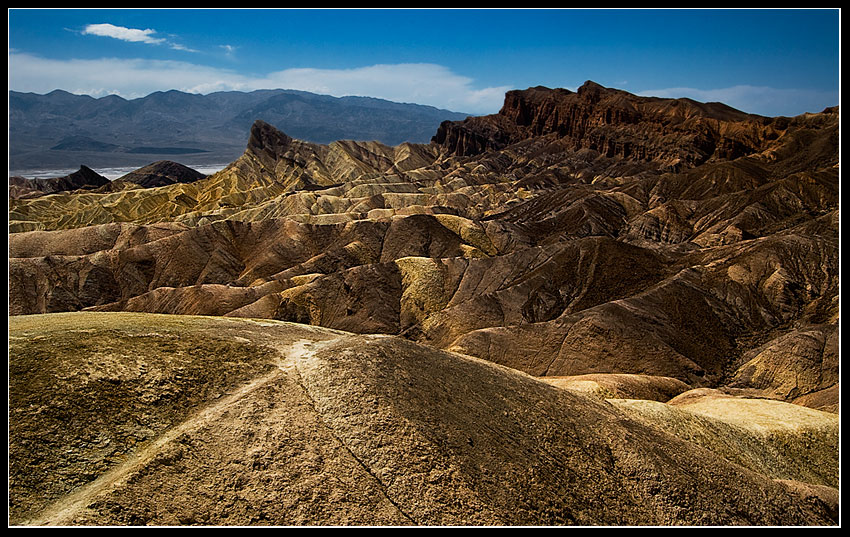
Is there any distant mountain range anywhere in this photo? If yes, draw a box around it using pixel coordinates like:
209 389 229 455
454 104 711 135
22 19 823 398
8 88 470 172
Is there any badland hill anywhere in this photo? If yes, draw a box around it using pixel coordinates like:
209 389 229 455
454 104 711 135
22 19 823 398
8 81 840 526
9 165 110 199
8 313 838 525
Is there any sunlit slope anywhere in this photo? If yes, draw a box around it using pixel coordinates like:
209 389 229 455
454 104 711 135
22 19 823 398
9 312 838 526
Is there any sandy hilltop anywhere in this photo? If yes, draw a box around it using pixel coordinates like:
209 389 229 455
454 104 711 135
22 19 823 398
8 81 839 526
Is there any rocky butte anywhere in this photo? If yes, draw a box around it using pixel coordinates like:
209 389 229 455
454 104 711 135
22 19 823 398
8 81 839 526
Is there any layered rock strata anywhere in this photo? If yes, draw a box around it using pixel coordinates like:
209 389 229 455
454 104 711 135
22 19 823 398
9 82 839 415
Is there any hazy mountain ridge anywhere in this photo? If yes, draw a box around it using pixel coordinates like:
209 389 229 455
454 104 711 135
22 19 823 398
9 88 469 171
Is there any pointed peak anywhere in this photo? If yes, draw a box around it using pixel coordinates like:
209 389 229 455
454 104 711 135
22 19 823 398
577 80 610 97
248 120 293 155
579 80 606 90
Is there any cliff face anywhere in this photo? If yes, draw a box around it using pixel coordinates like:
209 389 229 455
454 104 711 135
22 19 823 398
434 81 782 169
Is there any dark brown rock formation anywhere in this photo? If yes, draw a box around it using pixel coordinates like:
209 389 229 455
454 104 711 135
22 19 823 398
9 165 110 199
434 81 783 169
116 161 206 188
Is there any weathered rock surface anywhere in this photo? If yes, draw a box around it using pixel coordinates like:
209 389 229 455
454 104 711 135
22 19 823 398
8 312 839 526
434 82 786 166
613 392 838 488
7 82 839 525
728 324 839 412
9 83 839 410
541 373 692 402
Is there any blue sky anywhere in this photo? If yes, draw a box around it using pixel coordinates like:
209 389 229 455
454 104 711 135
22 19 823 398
8 8 841 116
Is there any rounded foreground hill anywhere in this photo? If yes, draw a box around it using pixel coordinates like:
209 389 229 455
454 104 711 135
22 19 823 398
9 312 837 526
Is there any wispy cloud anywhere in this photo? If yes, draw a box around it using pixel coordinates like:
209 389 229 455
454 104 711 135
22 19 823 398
82 23 165 45
638 85 839 117
9 53 237 99
169 43 199 53
81 23 196 53
9 52 508 113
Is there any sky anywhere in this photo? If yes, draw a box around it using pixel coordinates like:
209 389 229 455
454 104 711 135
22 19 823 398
7 8 841 117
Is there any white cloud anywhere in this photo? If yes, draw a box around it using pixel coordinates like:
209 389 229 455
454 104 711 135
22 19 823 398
638 85 838 117
8 52 508 113
82 23 165 45
9 53 241 99
169 43 199 53
256 64 510 113
80 23 197 53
